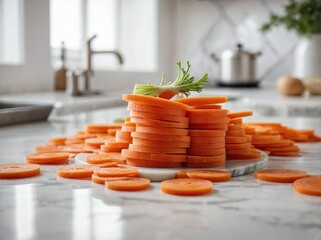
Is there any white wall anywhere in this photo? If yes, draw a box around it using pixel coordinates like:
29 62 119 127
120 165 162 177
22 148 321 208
0 0 52 94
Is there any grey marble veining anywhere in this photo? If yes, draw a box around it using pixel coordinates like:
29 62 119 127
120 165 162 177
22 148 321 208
0 107 321 240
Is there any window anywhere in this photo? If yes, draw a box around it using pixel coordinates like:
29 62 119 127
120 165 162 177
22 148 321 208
50 0 157 72
0 0 24 65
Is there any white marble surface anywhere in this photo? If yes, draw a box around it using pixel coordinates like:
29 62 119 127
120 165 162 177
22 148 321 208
0 107 321 240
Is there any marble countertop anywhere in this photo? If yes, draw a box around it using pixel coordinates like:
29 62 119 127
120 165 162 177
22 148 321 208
0 107 321 240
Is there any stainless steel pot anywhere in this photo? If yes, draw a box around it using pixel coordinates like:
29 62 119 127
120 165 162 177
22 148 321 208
211 44 261 87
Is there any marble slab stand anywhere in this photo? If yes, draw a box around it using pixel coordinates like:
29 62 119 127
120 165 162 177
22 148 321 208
75 152 268 182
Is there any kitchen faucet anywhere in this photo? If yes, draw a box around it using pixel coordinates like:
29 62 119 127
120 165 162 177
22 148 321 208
68 34 123 96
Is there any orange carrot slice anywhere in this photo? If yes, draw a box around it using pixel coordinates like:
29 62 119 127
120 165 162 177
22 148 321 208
254 169 307 183
86 154 114 164
107 129 118 136
104 141 129 149
91 174 129 184
189 130 226 137
225 136 249 144
0 164 40 179
251 135 281 144
25 152 69 164
123 94 189 110
57 165 99 179
228 124 242 130
293 176 321 196
100 145 122 153
269 151 299 157
186 155 226 163
186 170 231 182
190 136 225 144
189 116 229 124
105 177 150 191
136 126 189 136
130 117 188 129
121 149 186 162
187 109 228 118
160 178 213 196
116 131 132 140
192 104 222 109
226 129 246 137
131 132 190 142
189 123 228 130
227 150 261 160
126 158 182 168
48 137 67 146
228 111 253 119
85 138 107 148
121 126 136 132
189 142 225 149
176 171 188 178
94 167 138 177
127 102 186 117
229 118 243 124
226 142 252 150
128 144 187 154
95 152 126 164
130 110 189 124
132 138 190 148
187 147 225 156
175 96 228 106
34 145 63 153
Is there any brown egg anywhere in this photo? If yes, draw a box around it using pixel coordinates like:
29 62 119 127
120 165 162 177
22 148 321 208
304 77 321 95
276 76 305 96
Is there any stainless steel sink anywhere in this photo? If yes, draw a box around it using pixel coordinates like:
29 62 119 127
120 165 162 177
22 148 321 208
0 102 53 126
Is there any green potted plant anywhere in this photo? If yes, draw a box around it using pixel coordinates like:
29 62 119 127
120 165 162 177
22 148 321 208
260 0 321 78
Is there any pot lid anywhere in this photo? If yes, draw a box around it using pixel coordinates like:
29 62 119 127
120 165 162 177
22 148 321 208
221 43 259 59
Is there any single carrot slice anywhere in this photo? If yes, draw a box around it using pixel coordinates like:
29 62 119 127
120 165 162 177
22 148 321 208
131 132 191 142
136 126 189 136
94 167 138 177
251 135 281 144
189 142 225 149
160 178 213 196
263 145 299 152
85 138 108 148
269 151 300 157
107 129 118 136
226 142 252 150
100 145 122 153
48 137 67 146
189 130 226 137
225 136 249 144
184 161 225 168
130 110 189 124
105 177 151 191
187 147 225 156
192 104 222 109
96 152 126 164
187 109 228 118
186 170 231 182
176 171 188 178
64 138 85 145
175 96 228 106
121 149 186 162
121 126 136 132
123 94 189 110
190 136 225 144
186 155 226 163
92 174 129 184
126 158 182 168
189 123 228 130
129 144 187 154
116 131 132 140
189 116 229 124
104 141 129 149
57 165 99 179
293 176 321 196
227 150 261 160
226 129 246 137
0 164 40 179
254 169 308 183
26 158 68 165
130 117 188 129
228 124 242 130
86 154 114 164
34 145 63 153
95 162 118 168
127 102 186 117
132 138 190 148
26 152 69 164
63 145 94 154
228 111 253 119
86 124 122 133
229 118 243 124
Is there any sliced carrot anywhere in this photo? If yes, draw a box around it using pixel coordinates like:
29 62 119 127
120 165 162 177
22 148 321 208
229 118 243 124
228 124 242 130
121 149 186 162
48 137 67 146
86 124 122 133
25 152 69 164
187 109 228 118
129 144 187 154
189 116 229 124
254 169 307 183
0 164 40 179
189 123 228 130
192 104 222 109
225 136 249 144
254 139 294 148
57 165 98 179
186 155 225 163
263 145 299 152
126 158 182 168
176 171 188 178
72 132 97 140
96 152 126 164
189 130 226 137
226 129 246 137
132 138 190 148
184 161 225 168
35 145 63 153
115 137 132 144
104 141 129 149
94 162 118 168
123 94 189 110
269 151 300 157
187 147 225 156
116 130 132 139
85 138 108 148
94 167 138 177
160 178 213 196
186 170 231 182
293 176 321 196
100 145 122 153
130 117 188 129
131 132 191 142
127 102 186 117
86 154 114 164
92 174 129 185
227 150 261 160
130 110 189 124
136 126 189 136
63 145 94 154
105 177 150 191
189 142 225 149
190 136 225 144
121 126 136 132
251 135 281 144
228 111 253 119
107 129 118 136
175 96 228 106
64 138 85 145
226 142 252 150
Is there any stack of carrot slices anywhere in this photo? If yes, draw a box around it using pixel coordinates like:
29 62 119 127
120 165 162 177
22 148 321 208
121 94 190 168
176 97 228 168
243 123 303 157
115 117 135 144
225 111 261 160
